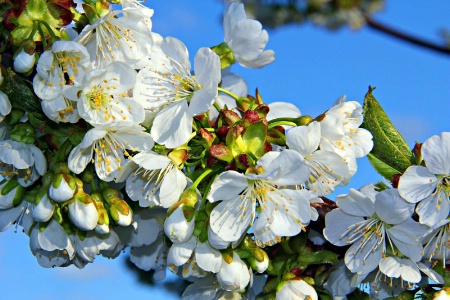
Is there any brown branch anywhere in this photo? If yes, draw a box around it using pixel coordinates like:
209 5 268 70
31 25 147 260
365 15 450 56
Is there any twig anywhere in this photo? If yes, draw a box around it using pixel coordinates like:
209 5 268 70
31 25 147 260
365 15 450 56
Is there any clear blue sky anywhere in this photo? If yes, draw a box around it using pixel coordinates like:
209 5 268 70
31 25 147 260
1 1 450 299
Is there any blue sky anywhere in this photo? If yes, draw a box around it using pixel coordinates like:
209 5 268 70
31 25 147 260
1 1 449 299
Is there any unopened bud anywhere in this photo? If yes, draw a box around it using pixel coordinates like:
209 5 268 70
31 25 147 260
164 204 195 244
9 123 36 144
179 189 199 208
14 49 35 73
297 115 314 126
49 173 77 202
434 288 450 300
108 197 132 226
69 193 98 231
248 252 269 273
32 189 54 222
91 192 110 234
0 179 25 209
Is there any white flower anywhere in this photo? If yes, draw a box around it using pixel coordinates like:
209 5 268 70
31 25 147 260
118 151 187 208
276 279 318 300
68 123 154 181
0 140 47 187
41 86 80 123
223 2 275 68
167 235 222 274
75 9 153 69
134 37 221 148
208 150 311 246
29 220 75 268
120 0 154 32
433 289 450 300
398 132 450 226
286 121 350 196
217 252 251 292
319 98 373 177
33 41 90 101
14 49 35 73
164 204 195 244
78 62 144 126
72 230 122 267
267 102 301 121
324 186 424 275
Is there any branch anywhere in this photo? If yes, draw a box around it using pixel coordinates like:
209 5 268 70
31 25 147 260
365 15 450 56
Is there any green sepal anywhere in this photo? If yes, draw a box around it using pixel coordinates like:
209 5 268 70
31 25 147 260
182 205 196 222
1 178 20 195
361 88 414 179
38 221 48 232
210 42 236 69
243 120 267 159
52 206 63 224
82 3 99 24
12 185 25 207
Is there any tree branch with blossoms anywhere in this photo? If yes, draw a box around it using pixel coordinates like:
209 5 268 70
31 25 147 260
0 0 449 299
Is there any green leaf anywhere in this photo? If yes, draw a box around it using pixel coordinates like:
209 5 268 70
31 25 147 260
347 290 370 300
315 287 333 300
296 250 338 267
386 291 415 300
367 153 402 181
1 69 41 113
361 88 414 180
243 120 267 159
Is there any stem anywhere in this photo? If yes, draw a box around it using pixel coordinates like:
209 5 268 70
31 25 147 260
365 16 450 56
200 173 218 211
218 87 242 106
191 168 213 190
268 121 297 128
37 20 57 44
213 102 222 112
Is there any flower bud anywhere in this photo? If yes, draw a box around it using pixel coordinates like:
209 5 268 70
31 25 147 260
178 189 199 208
255 104 270 119
91 192 110 234
68 192 98 231
9 123 36 144
14 49 35 73
216 125 231 141
434 288 450 300
108 197 133 226
276 279 318 300
217 252 251 291
32 189 55 222
164 204 195 244
248 251 269 273
0 179 25 209
48 174 77 203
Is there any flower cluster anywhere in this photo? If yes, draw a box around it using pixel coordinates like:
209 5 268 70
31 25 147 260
0 0 448 299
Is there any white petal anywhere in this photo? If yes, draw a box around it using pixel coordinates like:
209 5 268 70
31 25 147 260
68 144 93 174
388 224 423 262
68 199 98 231
398 166 438 203
416 191 449 226
336 188 375 217
374 189 414 225
159 168 187 208
323 209 365 246
210 196 253 242
208 171 248 202
422 132 450 175
196 241 222 273
267 102 301 120
194 47 221 87
151 101 192 148
167 236 196 266
286 122 321 157
379 257 421 283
